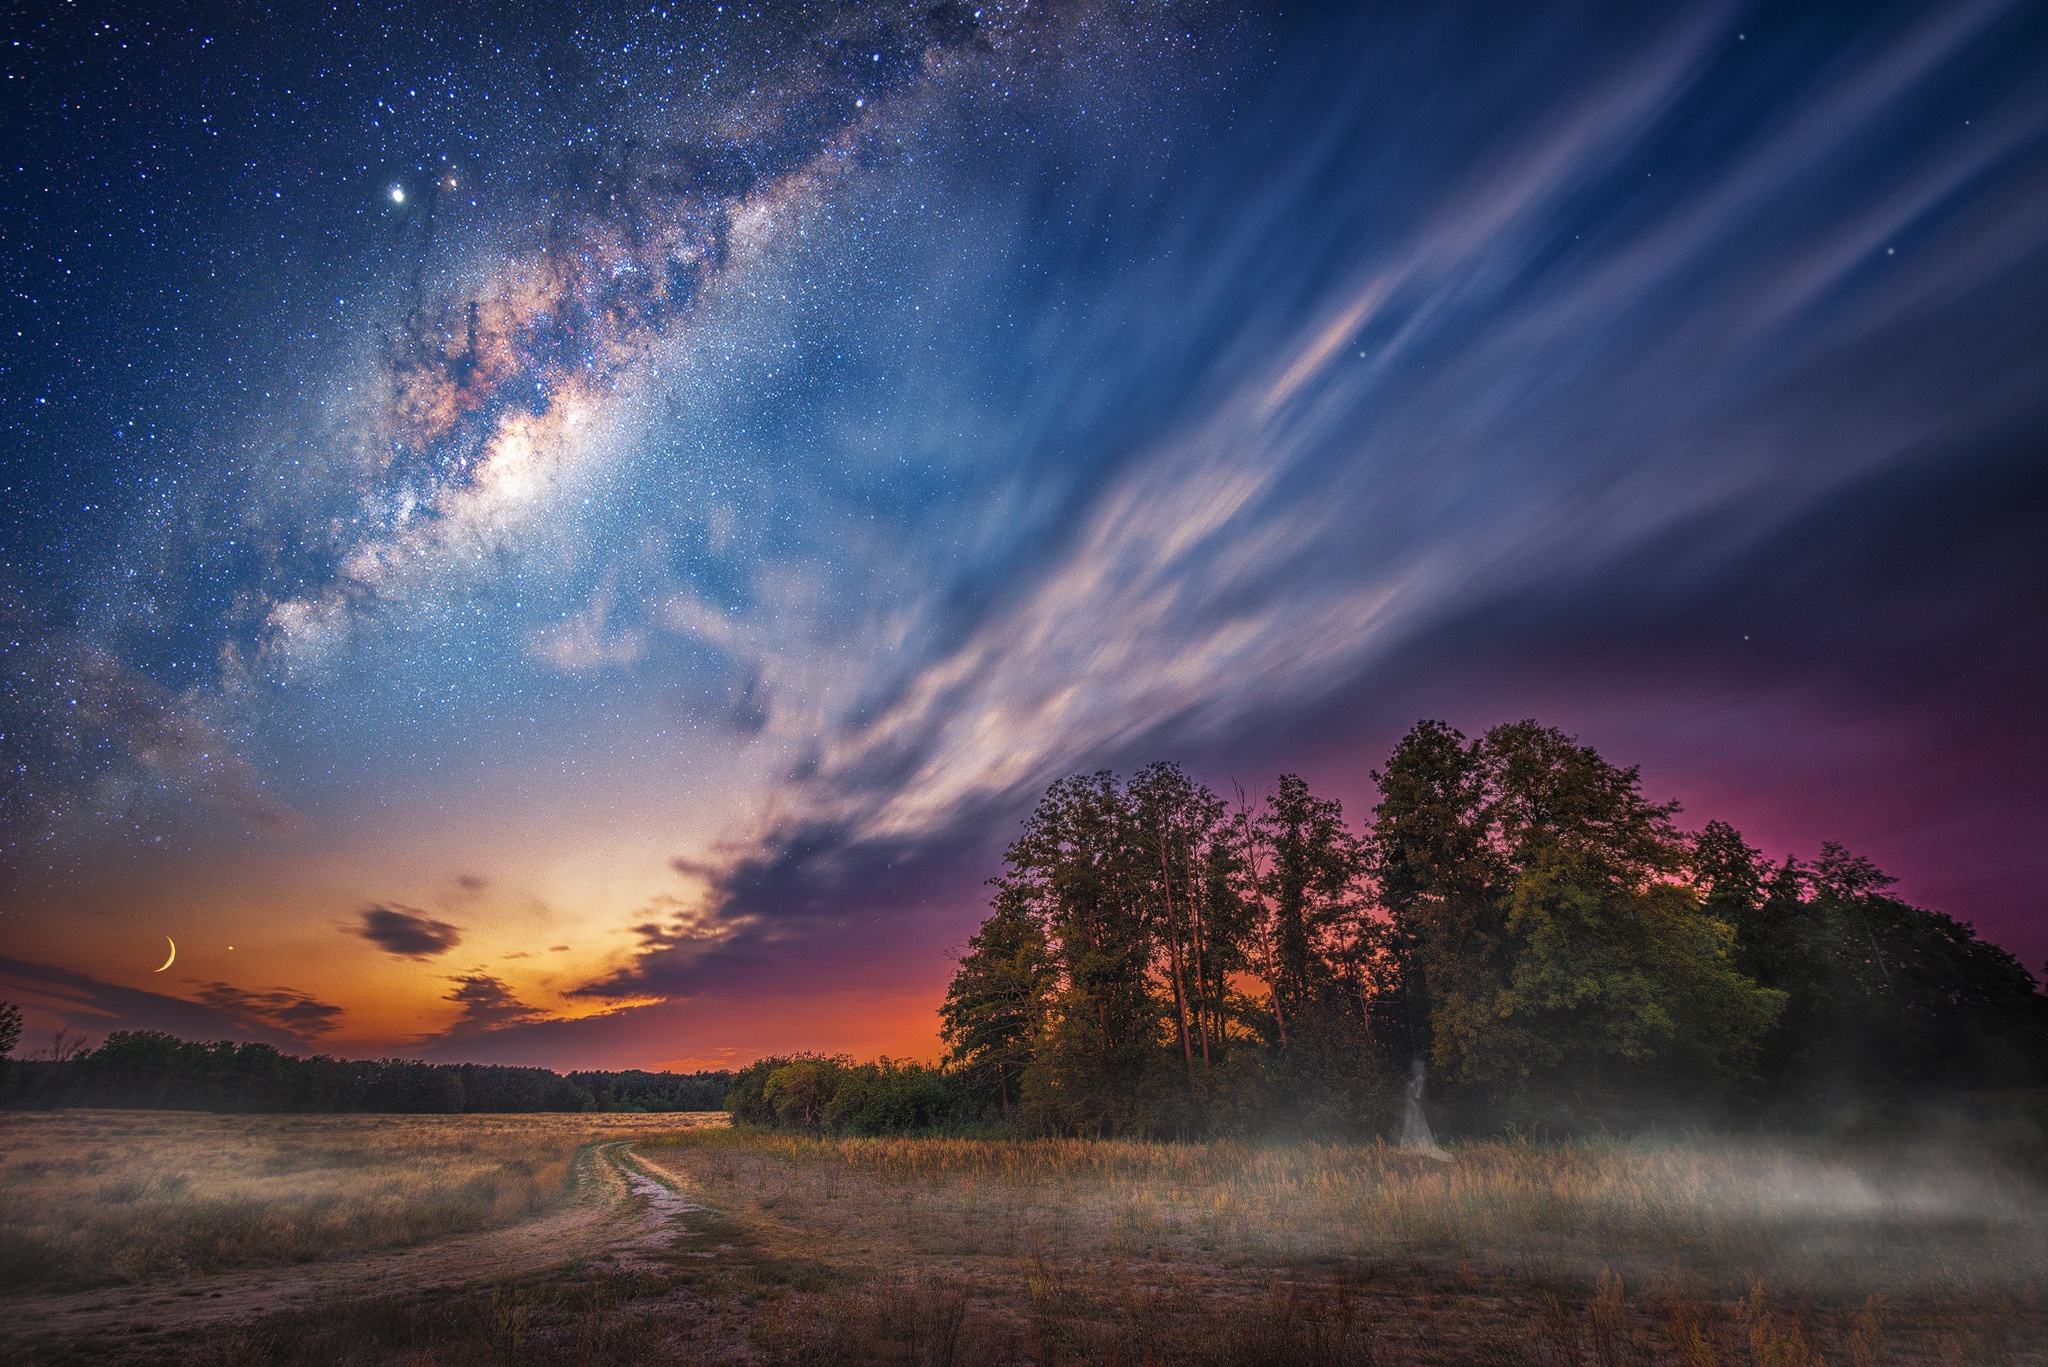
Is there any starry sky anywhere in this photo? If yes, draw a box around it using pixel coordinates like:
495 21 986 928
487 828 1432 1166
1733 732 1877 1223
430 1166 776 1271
3 0 2045 1070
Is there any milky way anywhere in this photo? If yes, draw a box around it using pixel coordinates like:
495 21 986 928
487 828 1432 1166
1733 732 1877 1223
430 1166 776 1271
2 0 2044 1065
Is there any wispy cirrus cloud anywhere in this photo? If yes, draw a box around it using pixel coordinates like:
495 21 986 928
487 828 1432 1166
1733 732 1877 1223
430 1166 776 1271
575 0 2048 990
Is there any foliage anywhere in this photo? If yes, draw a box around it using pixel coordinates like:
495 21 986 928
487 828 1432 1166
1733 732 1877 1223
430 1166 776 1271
725 1055 959 1135
937 763 1395 1139
1363 720 1792 1129
568 1067 731 1112
1697 824 2048 1118
932 718 2044 1138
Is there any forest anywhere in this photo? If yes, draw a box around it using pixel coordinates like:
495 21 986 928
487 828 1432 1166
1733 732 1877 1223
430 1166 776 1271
741 719 2048 1139
0 1020 730 1115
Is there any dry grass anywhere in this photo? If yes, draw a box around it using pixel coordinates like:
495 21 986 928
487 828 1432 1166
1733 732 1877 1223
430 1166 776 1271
631 1129 2048 1365
642 1129 2048 1298
0 1110 707 1289
7 1119 2047 1364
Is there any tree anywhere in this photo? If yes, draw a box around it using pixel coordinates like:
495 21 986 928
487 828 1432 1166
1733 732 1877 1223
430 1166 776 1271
997 772 1169 1135
940 886 1053 1115
0 1000 19 1098
1256 774 1367 1024
762 1056 848 1129
1707 832 2048 1113
1128 762 1237 1078
1367 719 1496 1065
1368 720 1782 1129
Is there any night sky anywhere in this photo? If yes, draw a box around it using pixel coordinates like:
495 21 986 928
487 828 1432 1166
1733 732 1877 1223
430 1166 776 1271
3 0 2044 1070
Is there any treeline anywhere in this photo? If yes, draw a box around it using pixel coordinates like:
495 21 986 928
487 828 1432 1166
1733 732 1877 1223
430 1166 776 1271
0 1029 731 1114
923 719 2048 1138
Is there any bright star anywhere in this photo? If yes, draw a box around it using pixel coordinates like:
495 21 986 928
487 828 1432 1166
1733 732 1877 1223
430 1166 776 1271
391 185 405 204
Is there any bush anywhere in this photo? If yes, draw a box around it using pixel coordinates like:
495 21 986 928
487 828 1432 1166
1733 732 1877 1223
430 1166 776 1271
726 1055 962 1135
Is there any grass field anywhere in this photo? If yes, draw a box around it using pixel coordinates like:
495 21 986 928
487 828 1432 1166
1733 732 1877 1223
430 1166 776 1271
1 1113 2043 1364
0 1110 695 1290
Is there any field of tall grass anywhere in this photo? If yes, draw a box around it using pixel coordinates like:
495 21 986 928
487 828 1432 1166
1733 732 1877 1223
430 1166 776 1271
0 1110 698 1289
634 1128 2048 1364
643 1128 2048 1295
5 1115 2044 1363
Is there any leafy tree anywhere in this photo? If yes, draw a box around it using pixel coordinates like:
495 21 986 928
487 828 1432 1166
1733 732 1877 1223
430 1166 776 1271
1002 772 1168 1135
940 885 1053 1115
821 1060 951 1135
1256 774 1370 1023
1368 720 1782 1129
1700 828 2048 1115
762 1055 849 1129
1367 719 1496 1065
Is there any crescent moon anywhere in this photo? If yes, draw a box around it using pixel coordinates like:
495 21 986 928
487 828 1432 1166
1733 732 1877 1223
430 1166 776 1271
154 937 176 973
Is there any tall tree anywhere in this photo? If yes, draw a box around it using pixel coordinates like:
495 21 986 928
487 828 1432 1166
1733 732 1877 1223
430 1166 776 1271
1711 831 2048 1112
1001 772 1166 1135
1257 774 1367 1022
1367 720 1497 1064
1128 762 1231 1077
1368 720 1782 1129
0 1000 20 1098
940 886 1053 1115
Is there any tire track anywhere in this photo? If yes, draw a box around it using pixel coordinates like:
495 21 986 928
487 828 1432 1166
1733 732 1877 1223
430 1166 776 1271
0 1137 710 1350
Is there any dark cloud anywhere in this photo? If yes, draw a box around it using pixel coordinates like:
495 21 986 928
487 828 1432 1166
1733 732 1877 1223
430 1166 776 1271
429 974 550 1040
0 958 333 1051
356 906 464 959
573 819 991 1002
194 982 347 1041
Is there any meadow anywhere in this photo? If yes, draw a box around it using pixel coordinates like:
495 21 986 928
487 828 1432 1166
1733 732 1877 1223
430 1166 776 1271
0 1110 696 1290
2 1113 2044 1364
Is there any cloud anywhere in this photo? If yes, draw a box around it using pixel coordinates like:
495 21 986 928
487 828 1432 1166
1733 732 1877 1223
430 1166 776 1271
193 983 346 1041
431 974 551 1040
810 3 2040 832
539 0 2048 997
571 820 983 1002
356 906 464 959
0 958 334 1051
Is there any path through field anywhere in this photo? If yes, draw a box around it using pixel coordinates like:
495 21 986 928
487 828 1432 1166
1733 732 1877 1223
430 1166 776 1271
0 1138 710 1352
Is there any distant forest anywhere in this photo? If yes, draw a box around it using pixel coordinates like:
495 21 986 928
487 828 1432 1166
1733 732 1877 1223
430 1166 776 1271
6 719 2044 1134
0 1018 729 1115
738 719 2048 1139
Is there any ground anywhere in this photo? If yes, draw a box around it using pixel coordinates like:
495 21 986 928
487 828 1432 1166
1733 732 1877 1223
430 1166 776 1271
0 1111 2043 1364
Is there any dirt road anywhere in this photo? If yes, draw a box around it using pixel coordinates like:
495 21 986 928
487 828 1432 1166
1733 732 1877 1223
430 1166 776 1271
0 1138 708 1352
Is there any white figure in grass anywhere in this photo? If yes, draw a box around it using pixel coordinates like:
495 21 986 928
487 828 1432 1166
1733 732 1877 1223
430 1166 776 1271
1400 1058 1452 1161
